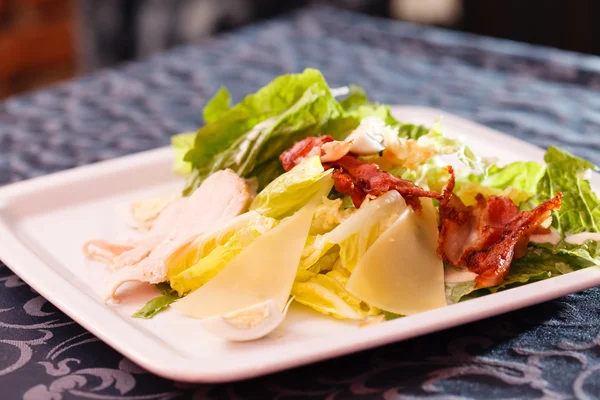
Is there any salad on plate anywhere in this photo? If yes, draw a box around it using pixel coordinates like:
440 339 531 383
82 68 600 341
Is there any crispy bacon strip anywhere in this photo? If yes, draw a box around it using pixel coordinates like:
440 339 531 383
280 136 442 211
326 155 442 210
438 167 563 288
437 168 520 266
280 135 335 171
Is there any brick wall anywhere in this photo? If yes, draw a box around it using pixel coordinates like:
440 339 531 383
0 0 77 100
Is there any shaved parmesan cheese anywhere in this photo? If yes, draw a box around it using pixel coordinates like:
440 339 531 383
346 198 447 315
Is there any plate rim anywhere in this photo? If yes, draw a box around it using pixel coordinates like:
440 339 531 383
1 105 599 383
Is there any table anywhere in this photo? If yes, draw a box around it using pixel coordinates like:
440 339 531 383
2 6 600 399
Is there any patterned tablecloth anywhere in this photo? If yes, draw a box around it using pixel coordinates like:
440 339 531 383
2 6 600 399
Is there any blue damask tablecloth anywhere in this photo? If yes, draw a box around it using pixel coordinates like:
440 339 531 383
2 6 600 399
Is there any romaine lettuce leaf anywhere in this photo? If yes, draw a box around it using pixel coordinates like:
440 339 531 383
456 161 546 206
397 123 430 140
482 162 546 193
412 119 493 175
305 245 340 274
165 211 277 283
309 197 353 235
203 86 231 124
447 147 600 303
291 270 366 320
250 158 286 193
250 156 333 219
382 311 403 320
186 69 328 168
180 74 408 195
170 229 258 296
447 280 476 304
345 104 399 127
338 84 369 111
381 122 461 172
169 157 333 295
366 118 492 181
536 146 600 262
337 84 400 126
170 88 231 176
319 84 402 141
131 283 179 319
171 132 196 175
300 190 406 271
337 213 398 273
169 214 278 296
413 159 545 207
448 248 593 303
183 69 343 195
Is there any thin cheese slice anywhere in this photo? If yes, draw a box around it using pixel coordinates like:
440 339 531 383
345 198 447 315
173 179 331 318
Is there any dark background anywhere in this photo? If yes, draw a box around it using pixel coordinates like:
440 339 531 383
2 0 599 100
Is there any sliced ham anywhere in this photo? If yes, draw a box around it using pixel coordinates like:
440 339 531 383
438 167 562 288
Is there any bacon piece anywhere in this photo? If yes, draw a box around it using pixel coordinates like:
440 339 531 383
437 170 520 266
326 155 442 210
466 195 562 288
438 167 562 288
280 135 335 171
280 136 442 211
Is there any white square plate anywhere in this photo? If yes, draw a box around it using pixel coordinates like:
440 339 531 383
1 106 599 383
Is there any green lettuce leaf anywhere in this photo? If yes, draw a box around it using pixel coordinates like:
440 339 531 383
183 69 343 195
371 118 492 183
180 75 403 195
132 283 179 319
300 190 406 271
291 269 366 320
447 280 476 304
386 122 463 172
251 158 286 193
165 211 277 278
250 156 333 219
337 84 400 126
338 84 369 111
419 119 492 175
186 69 328 167
414 159 545 207
305 245 340 274
397 123 430 140
382 311 403 321
454 161 546 206
448 147 600 303
536 146 600 262
168 213 278 296
321 85 402 140
171 132 196 175
309 197 353 235
170 88 231 176
482 162 546 192
449 248 593 303
170 229 260 296
203 86 231 124
345 104 399 126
